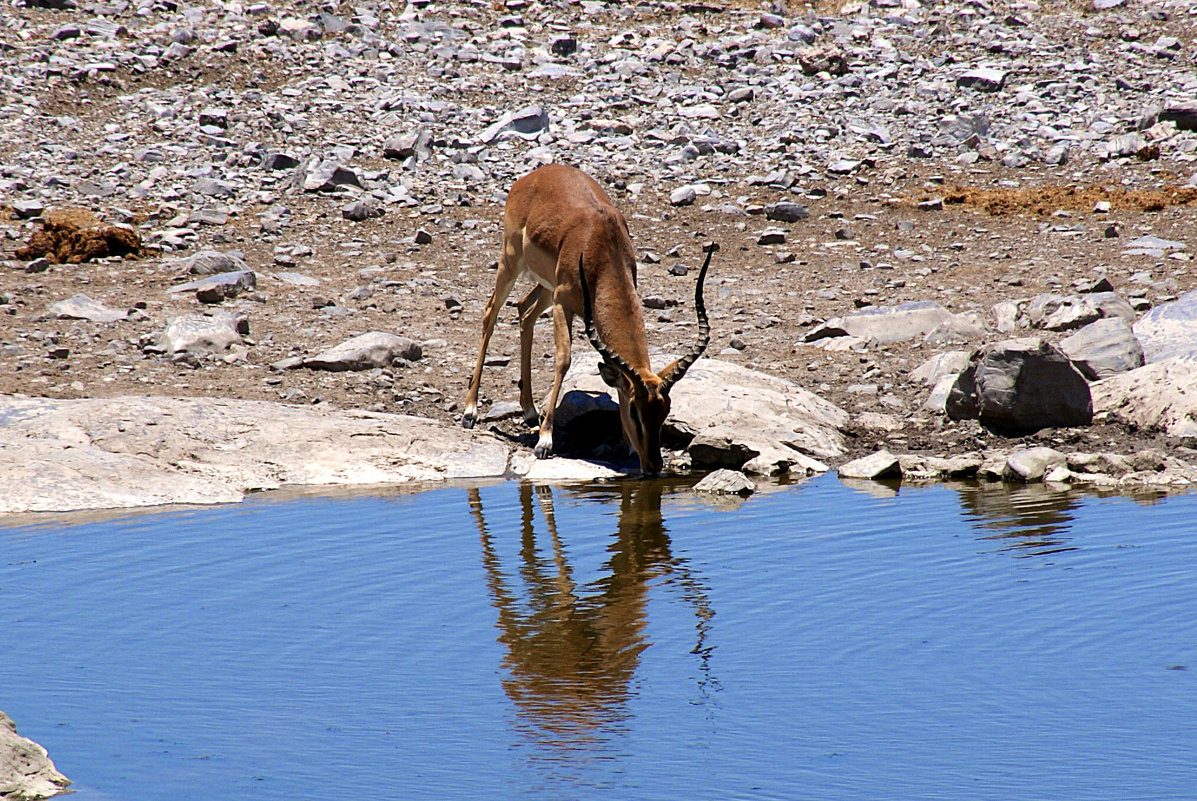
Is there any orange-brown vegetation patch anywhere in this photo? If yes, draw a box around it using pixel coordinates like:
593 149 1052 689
936 185 1197 216
15 208 146 263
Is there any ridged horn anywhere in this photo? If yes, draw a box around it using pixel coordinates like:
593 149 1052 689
578 254 649 396
658 242 714 394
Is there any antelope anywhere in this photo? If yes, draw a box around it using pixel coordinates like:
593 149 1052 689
461 164 713 475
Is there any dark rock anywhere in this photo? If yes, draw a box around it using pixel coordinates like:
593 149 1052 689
946 338 1093 434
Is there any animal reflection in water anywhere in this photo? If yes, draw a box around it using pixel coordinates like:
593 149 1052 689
469 481 716 746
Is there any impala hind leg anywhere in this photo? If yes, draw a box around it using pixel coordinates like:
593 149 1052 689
517 285 552 427
462 257 520 429
533 296 574 459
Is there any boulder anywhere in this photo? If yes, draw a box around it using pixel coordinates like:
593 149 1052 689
295 332 422 371
557 357 846 475
805 300 955 344
1059 317 1145 380
946 338 1093 434
1133 288 1197 362
0 711 70 800
1091 358 1197 437
0 396 511 514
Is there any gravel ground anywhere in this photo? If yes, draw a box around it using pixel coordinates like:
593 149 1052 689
3 0 1196 466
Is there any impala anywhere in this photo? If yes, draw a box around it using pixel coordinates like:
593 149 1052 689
461 164 713 475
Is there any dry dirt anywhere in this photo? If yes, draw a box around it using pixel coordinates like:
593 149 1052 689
5 164 1195 466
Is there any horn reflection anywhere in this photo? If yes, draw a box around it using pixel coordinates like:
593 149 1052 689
470 480 716 749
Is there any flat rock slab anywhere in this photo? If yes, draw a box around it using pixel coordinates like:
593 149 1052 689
807 301 955 344
1092 358 1197 438
0 395 511 514
1133 288 1197 362
47 293 127 323
294 332 423 371
510 452 626 482
0 710 71 800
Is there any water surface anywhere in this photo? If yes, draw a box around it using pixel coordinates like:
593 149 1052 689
2 476 1195 800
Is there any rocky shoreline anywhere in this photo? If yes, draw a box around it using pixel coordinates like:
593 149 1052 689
0 712 70 801
3 0 1197 512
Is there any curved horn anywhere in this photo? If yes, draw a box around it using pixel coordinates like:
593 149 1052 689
658 242 714 394
578 254 649 395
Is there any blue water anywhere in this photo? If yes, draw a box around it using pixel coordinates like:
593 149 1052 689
2 476 1195 801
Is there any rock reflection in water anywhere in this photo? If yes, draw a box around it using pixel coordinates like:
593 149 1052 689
955 481 1083 557
470 480 715 750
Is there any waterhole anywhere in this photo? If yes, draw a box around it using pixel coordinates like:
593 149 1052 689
3 476 1195 800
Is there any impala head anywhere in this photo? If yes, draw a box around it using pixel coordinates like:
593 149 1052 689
580 244 715 476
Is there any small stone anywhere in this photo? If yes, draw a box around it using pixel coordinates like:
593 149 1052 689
669 186 697 206
764 202 809 222
838 450 902 481
693 469 756 495
957 68 1007 92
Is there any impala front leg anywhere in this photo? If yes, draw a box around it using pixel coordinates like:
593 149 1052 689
463 256 520 429
534 299 573 459
517 285 552 428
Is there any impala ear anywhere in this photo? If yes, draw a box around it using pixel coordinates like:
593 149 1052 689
598 361 622 388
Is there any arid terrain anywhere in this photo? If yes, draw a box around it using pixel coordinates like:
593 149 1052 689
3 0 1196 468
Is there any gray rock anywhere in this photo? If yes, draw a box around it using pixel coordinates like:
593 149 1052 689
764 202 810 222
1133 289 1197 362
11 199 45 219
512 453 624 482
693 469 756 495
158 312 244 356
261 152 300 171
298 332 422 371
168 270 257 303
1023 293 1101 332
302 160 363 192
479 104 548 143
383 127 432 161
992 300 1020 332
806 301 955 344
838 450 902 481
924 311 989 345
1059 318 1145 380
0 396 510 513
342 200 380 221
669 186 697 206
48 293 127 323
1004 446 1067 482
946 338 1093 434
1123 234 1186 256
1161 101 1197 132
173 249 248 276
1092 358 1197 438
558 357 844 476
911 350 972 385
957 67 1007 92
0 711 70 800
